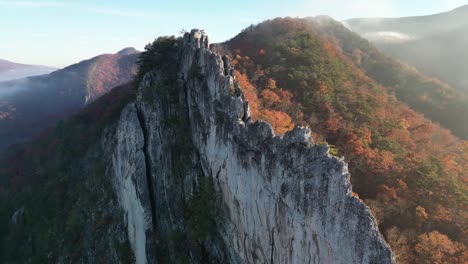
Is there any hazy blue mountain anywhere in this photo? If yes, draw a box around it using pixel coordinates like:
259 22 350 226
0 59 57 82
0 48 139 151
345 5 468 94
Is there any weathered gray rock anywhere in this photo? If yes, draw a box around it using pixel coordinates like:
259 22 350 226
103 103 155 264
102 29 395 263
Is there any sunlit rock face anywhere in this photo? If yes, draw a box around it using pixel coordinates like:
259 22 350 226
104 29 394 263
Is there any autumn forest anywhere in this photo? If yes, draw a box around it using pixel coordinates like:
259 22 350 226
224 18 467 263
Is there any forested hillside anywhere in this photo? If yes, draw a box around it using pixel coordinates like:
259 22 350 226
317 17 468 140
224 18 467 263
0 48 139 151
0 82 137 262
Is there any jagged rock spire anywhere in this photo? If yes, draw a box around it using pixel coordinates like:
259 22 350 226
108 28 395 263
183 29 209 49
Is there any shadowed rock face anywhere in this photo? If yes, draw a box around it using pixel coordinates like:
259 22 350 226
104 29 394 263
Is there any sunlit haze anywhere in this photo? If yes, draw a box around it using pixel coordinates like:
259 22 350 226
1 0 467 67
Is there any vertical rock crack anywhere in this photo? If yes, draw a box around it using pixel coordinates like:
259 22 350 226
135 106 158 237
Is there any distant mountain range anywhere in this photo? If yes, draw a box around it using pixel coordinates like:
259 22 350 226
0 48 139 150
0 59 57 82
345 5 468 95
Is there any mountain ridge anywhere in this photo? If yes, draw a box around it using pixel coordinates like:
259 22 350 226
344 5 468 95
0 59 57 82
316 16 468 139
0 29 394 263
0 48 139 151
0 59 56 71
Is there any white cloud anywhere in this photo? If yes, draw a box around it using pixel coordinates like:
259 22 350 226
363 31 416 43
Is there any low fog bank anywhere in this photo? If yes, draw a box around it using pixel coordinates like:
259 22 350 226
0 67 56 82
0 78 35 98
362 31 417 43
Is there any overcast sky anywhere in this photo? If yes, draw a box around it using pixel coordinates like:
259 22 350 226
1 0 467 67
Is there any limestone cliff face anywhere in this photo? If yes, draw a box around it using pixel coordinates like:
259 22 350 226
103 30 394 263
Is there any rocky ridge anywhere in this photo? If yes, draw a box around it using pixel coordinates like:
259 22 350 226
102 29 394 263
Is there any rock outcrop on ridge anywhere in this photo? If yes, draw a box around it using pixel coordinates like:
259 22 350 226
102 29 394 263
